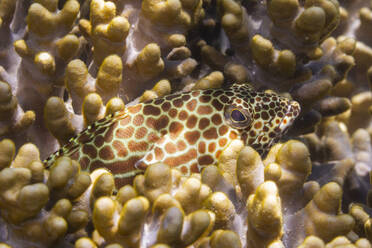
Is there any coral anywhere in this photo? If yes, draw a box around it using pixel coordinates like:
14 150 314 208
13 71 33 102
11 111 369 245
2 0 372 247
0 136 369 247
139 79 171 102
0 81 35 136
134 43 164 79
79 0 130 66
141 0 204 28
44 96 76 144
250 35 296 78
247 181 283 248
302 182 355 242
0 141 89 247
14 0 80 100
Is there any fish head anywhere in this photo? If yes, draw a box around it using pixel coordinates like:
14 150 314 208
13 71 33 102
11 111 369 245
224 84 301 154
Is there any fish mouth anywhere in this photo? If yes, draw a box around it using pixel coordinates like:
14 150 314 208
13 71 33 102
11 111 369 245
278 100 301 135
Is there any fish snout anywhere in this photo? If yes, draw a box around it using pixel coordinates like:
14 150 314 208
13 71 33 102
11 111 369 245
278 100 301 134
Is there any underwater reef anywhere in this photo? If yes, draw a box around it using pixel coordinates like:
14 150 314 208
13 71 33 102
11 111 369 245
1 0 372 247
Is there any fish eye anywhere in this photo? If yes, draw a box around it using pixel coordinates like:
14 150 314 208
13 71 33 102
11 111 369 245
225 106 252 129
231 109 246 122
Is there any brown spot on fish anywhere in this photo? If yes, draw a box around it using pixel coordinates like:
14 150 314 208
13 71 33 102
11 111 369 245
197 105 213 115
143 105 161 116
82 144 97 159
198 155 214 165
203 127 218 139
99 146 114 160
128 140 148 152
113 140 128 157
133 115 144 126
185 131 200 145
169 122 183 139
198 118 210 130
116 126 134 139
186 115 198 129
128 105 142 114
135 127 147 139
186 99 197 111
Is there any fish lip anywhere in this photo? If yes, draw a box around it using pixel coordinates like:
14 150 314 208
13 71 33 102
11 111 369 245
278 100 301 135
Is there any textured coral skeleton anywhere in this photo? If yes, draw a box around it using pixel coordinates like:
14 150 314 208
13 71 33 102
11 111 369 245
1 0 372 247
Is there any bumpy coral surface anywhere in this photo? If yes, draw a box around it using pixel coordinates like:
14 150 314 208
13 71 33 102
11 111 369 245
1 0 372 247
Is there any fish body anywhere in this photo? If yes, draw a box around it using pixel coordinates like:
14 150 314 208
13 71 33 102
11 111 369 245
45 84 301 187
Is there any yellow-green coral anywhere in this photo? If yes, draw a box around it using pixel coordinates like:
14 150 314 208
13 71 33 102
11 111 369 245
0 0 17 27
193 71 224 90
47 156 91 200
135 43 164 79
264 140 312 197
79 0 129 65
44 97 76 144
250 35 296 78
93 196 150 246
134 162 173 203
247 181 283 248
27 0 79 37
96 55 123 96
141 0 204 27
303 182 355 242
2 0 372 247
217 0 249 43
139 79 171 102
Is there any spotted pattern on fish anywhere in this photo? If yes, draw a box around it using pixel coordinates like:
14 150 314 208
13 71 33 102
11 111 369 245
44 84 301 187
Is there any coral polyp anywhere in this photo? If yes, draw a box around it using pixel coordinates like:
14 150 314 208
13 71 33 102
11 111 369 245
1 0 372 247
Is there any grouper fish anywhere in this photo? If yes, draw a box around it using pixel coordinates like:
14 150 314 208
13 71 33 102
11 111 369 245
45 84 301 187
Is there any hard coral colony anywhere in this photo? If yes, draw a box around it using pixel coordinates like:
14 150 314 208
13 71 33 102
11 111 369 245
0 0 372 248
